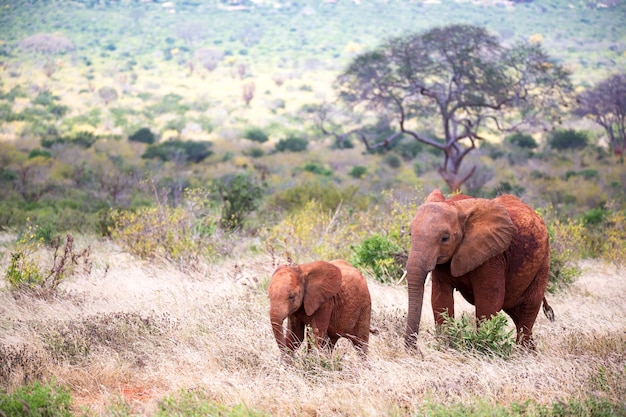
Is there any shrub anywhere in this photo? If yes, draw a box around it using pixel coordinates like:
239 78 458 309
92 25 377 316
270 182 363 213
541 211 584 293
504 132 537 149
142 140 213 163
129 127 156 144
264 200 349 262
0 380 73 417
5 225 92 295
243 127 269 143
246 147 265 158
301 162 333 176
212 173 265 231
548 129 589 150
384 153 402 168
581 205 626 267
433 312 515 359
350 233 406 283
582 208 609 225
275 134 308 152
111 188 219 266
28 148 52 159
349 165 367 179
489 181 525 197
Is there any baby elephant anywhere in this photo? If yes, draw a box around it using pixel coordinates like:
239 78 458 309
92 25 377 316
268 259 372 360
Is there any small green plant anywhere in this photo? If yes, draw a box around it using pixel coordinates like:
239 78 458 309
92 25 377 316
433 312 516 359
350 233 406 283
0 380 73 417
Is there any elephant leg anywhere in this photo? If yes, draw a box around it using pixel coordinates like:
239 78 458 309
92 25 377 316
505 303 540 348
286 318 305 352
471 262 505 323
310 304 332 349
431 275 455 326
350 310 371 357
506 262 550 349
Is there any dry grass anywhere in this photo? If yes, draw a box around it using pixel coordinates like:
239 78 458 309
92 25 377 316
0 238 625 416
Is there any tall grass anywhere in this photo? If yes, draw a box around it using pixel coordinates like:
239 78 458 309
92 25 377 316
0 235 624 416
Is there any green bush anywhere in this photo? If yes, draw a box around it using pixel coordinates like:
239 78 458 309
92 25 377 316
275 134 308 152
548 129 589 150
566 169 599 181
504 132 538 149
41 131 98 149
350 233 405 283
142 140 213 163
0 380 72 417
383 153 402 168
433 312 515 359
212 172 265 231
582 208 609 225
243 127 269 143
301 162 333 176
349 165 367 179
129 127 156 144
247 147 265 158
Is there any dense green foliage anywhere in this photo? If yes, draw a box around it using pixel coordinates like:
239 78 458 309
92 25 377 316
212 172 265 230
350 233 406 283
129 127 156 145
548 129 590 150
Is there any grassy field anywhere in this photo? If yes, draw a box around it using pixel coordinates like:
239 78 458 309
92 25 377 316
0 235 624 416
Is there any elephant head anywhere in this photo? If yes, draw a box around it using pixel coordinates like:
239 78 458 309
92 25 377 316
268 261 342 354
404 189 516 348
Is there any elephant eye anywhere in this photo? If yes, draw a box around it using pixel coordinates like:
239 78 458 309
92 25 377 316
441 234 450 243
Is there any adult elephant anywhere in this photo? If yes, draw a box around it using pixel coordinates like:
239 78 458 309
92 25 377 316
268 259 372 361
404 189 554 349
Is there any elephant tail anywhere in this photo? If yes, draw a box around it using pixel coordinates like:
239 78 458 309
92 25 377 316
542 297 555 322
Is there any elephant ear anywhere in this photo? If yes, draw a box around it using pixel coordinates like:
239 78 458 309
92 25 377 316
300 261 342 316
450 198 515 277
425 189 446 203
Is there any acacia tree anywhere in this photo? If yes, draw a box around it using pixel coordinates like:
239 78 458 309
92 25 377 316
329 24 572 191
574 73 626 157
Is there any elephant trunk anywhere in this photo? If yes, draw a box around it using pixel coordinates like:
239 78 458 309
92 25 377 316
404 250 433 349
270 309 289 358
